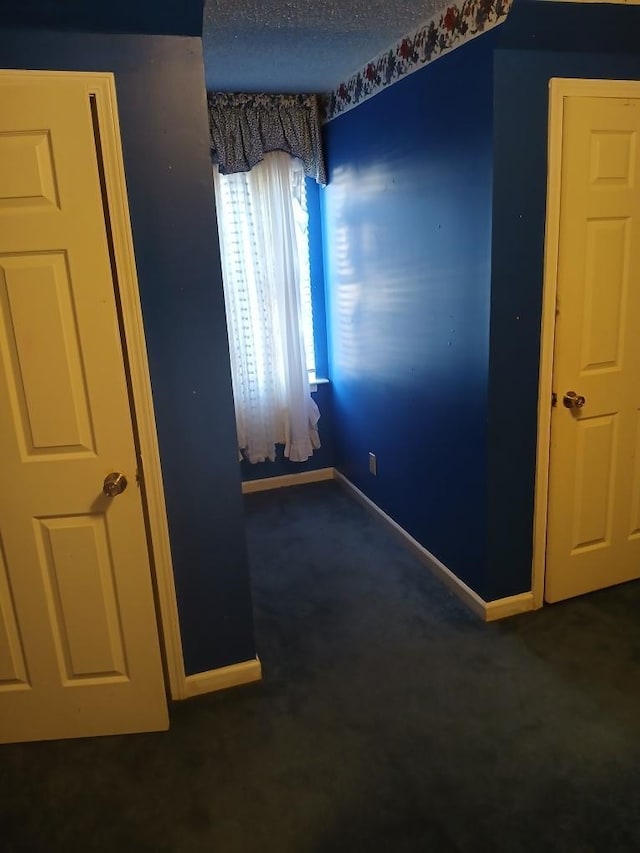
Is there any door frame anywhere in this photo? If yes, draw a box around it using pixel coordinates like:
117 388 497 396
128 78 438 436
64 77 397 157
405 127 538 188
0 69 186 699
532 77 640 608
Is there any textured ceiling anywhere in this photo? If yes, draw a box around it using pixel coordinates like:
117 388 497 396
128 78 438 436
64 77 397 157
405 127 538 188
203 0 448 93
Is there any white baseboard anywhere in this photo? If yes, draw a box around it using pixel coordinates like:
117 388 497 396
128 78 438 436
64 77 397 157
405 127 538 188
334 471 534 622
485 592 536 621
181 657 262 699
242 467 335 494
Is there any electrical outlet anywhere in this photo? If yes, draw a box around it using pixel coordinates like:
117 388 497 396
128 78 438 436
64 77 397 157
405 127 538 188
368 452 377 476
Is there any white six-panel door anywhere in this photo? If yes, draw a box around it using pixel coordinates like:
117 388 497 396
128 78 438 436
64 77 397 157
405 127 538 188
545 84 640 602
0 73 168 742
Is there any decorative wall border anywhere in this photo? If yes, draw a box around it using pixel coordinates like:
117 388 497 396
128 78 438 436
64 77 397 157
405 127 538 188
323 0 514 122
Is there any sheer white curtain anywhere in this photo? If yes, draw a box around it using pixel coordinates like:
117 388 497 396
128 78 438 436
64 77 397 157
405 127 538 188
213 151 320 463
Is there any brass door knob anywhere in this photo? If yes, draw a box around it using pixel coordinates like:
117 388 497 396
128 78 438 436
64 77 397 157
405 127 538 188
563 391 586 409
103 472 128 497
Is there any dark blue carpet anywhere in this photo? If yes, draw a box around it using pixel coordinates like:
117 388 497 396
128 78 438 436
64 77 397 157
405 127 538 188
2 480 640 852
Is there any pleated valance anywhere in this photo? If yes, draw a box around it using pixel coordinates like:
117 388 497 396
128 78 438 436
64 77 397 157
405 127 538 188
207 92 327 186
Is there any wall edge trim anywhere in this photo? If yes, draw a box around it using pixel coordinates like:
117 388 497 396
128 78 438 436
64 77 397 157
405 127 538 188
242 467 335 493
181 658 262 699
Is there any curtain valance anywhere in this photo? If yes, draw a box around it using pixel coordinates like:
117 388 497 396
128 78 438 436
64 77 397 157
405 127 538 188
207 92 327 186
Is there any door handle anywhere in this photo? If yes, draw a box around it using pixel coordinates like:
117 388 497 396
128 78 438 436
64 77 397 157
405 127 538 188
563 391 586 409
103 472 128 497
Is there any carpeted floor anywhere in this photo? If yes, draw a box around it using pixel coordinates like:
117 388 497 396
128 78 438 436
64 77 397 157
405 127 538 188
2 480 640 852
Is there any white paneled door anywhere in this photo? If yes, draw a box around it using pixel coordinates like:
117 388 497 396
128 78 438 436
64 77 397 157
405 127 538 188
545 86 640 602
0 73 168 742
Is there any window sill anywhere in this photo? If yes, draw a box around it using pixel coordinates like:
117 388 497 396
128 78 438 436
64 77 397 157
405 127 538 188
309 376 329 392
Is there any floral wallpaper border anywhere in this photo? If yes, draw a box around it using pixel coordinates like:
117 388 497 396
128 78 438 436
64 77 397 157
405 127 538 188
322 0 513 122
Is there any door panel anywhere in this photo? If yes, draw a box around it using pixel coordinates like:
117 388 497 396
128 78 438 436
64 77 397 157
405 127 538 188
546 93 640 602
35 515 128 682
0 74 168 741
571 414 616 552
581 218 628 372
0 129 59 210
0 253 95 454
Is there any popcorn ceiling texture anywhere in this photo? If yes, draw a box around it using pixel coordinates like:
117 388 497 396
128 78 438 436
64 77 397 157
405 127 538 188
203 0 448 92
205 1 445 31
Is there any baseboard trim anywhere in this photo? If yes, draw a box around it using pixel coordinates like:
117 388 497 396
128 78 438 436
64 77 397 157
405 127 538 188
242 467 335 494
334 471 534 622
484 592 536 621
182 658 262 699
334 471 487 618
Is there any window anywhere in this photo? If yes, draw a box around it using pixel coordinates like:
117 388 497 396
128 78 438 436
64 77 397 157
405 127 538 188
213 152 320 463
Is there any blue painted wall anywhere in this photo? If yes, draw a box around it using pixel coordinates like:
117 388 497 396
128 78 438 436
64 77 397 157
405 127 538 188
321 32 496 598
487 0 640 600
0 0 203 36
0 29 256 675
